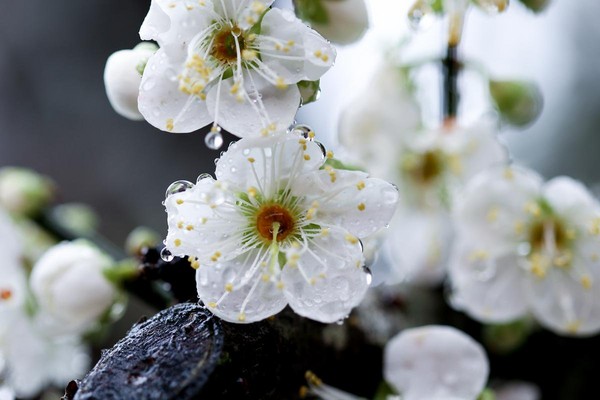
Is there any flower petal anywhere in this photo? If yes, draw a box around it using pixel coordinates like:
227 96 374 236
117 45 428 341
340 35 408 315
384 210 452 286
138 48 212 133
543 176 600 226
454 165 543 247
214 132 324 193
448 242 529 323
384 325 488 400
309 0 369 45
281 226 368 323
195 249 287 323
293 169 399 238
206 71 300 138
165 177 250 264
259 8 335 83
140 0 213 59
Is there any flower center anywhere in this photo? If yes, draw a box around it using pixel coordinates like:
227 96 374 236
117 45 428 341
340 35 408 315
211 26 245 64
403 151 444 184
528 218 569 252
256 204 296 242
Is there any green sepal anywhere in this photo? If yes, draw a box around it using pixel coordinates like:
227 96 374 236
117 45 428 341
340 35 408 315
323 157 366 172
478 388 497 400
103 259 139 286
517 0 550 12
373 380 397 400
483 318 535 354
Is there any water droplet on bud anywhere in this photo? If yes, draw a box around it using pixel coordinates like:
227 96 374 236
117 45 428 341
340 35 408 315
362 265 372 285
165 180 194 199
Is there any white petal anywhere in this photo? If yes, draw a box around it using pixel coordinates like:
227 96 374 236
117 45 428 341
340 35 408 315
195 249 287 323
259 8 335 82
525 257 600 336
104 47 156 120
138 48 212 133
281 226 368 323
543 176 600 225
384 210 452 286
384 325 489 400
448 242 529 323
206 71 300 138
214 132 324 193
440 118 507 180
140 0 213 59
454 165 543 246
165 177 249 264
293 169 399 238
310 0 369 45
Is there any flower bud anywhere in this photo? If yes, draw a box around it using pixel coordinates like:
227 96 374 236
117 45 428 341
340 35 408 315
489 79 543 127
125 226 161 256
104 42 158 120
517 0 550 12
30 241 117 334
0 167 54 216
295 0 369 45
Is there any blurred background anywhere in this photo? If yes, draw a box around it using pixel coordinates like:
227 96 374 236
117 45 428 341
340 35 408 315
1 0 599 243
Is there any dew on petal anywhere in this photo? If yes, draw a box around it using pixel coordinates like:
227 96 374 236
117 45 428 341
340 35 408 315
165 180 194 198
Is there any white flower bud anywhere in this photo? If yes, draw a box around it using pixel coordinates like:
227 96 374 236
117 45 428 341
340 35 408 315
297 0 369 45
30 241 116 334
0 167 54 216
104 43 158 120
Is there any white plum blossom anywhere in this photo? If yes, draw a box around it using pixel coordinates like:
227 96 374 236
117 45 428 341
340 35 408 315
163 132 398 323
0 209 27 315
0 386 14 400
384 325 489 400
104 43 158 120
295 0 369 45
30 240 117 335
303 325 489 400
449 165 600 336
138 0 336 137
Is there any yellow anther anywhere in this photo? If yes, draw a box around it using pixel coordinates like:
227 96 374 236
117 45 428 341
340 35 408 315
356 181 365 190
238 313 246 322
191 260 200 269
566 320 581 334
174 239 182 247
565 228 577 240
589 218 600 235
308 131 315 139
318 273 326 279
306 208 316 220
305 371 323 387
276 281 285 290
176 199 184 205
275 77 287 89
299 386 308 398
309 277 317 285
166 118 174 132
207 302 217 308
186 5 194 10
248 157 255 163
230 83 240 94
303 154 311 161
487 207 499 223
177 221 184 229
524 202 541 217
357 203 366 211
326 150 334 159
321 228 330 237
514 220 525 235
186 225 194 231
262 274 270 282
242 49 257 61
554 251 573 268
211 251 222 262
168 3 176 8
503 167 514 180
345 234 359 245
200 217 207 224
469 250 489 262
581 274 592 289
248 187 257 197
225 283 234 292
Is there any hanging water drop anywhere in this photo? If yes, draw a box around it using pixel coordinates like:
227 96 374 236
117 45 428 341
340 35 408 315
363 265 372 285
289 123 314 140
165 180 194 199
205 127 224 150
160 247 174 262
408 1 434 30
315 141 327 158
196 173 213 183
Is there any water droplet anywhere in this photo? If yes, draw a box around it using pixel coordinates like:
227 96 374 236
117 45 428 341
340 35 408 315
335 319 345 326
160 247 174 262
165 180 194 198
231 26 242 37
408 3 434 30
358 239 364 252
517 242 531 256
315 141 327 158
363 265 372 285
197 173 213 183
289 123 314 139
205 130 224 150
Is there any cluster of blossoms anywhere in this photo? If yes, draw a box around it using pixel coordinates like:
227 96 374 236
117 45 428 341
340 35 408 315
339 63 506 285
164 132 398 323
0 170 120 398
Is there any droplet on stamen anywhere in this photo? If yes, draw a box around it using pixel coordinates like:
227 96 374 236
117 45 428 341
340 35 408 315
205 128 224 150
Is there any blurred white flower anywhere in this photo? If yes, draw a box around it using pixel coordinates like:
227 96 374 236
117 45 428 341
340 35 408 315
0 209 27 314
0 312 89 399
384 325 489 400
303 325 489 400
30 241 117 334
294 0 369 45
104 42 158 120
138 0 335 137
450 166 600 336
164 132 398 323
0 386 14 400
